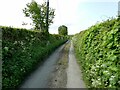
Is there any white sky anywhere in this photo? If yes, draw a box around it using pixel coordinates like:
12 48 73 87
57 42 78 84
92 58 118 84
0 0 119 35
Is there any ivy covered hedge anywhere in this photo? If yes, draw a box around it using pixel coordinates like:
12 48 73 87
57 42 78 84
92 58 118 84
73 18 120 88
2 26 67 89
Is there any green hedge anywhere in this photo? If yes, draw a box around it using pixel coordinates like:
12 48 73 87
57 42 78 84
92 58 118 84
73 18 120 88
1 26 67 89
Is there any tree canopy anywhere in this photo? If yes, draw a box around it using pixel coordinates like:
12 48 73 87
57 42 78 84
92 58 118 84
58 25 68 36
23 0 55 32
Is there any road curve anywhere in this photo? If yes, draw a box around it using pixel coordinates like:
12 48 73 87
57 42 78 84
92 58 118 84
20 43 66 88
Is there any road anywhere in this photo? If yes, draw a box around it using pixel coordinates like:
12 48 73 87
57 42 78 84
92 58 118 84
20 42 66 88
20 41 85 88
67 42 86 88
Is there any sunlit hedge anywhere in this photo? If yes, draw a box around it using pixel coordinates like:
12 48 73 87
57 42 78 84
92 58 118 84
1 26 67 89
73 18 120 88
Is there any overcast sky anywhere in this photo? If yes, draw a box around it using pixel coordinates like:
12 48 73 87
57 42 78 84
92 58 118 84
0 0 119 35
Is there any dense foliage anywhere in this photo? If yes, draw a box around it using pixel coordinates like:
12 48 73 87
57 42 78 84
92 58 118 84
23 0 55 31
58 25 68 36
73 18 120 88
2 26 67 89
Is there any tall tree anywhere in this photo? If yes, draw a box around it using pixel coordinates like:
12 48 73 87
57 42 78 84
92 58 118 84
58 25 68 35
23 0 55 32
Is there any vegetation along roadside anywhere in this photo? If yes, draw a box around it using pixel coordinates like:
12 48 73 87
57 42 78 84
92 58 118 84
73 17 120 88
2 26 67 89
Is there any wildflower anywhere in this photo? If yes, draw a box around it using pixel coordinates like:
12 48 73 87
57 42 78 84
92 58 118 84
4 47 9 52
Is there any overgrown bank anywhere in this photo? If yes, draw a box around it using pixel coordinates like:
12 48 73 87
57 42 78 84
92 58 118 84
73 18 120 88
2 26 67 89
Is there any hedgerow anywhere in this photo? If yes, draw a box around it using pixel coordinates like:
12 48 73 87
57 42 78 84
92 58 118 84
73 18 120 88
1 26 67 89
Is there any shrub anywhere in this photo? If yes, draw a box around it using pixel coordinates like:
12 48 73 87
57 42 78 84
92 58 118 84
1 26 67 89
73 18 120 88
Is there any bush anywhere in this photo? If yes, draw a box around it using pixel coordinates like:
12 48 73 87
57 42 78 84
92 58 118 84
73 18 120 88
1 26 67 89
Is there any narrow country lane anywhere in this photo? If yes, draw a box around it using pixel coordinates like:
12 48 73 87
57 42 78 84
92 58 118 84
67 41 86 88
19 41 86 88
20 42 66 88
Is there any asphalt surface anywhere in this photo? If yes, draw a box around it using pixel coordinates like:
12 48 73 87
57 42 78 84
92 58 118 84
20 41 86 88
67 41 86 88
20 43 65 88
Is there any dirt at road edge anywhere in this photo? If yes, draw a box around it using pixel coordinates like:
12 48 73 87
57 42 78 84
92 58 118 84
48 41 70 88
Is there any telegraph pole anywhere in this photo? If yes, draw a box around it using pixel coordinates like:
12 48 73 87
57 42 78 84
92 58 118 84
118 1 120 20
118 1 120 16
46 0 49 33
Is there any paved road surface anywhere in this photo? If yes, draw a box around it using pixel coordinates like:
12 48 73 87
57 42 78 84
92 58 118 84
20 43 65 88
20 41 86 88
67 41 86 88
